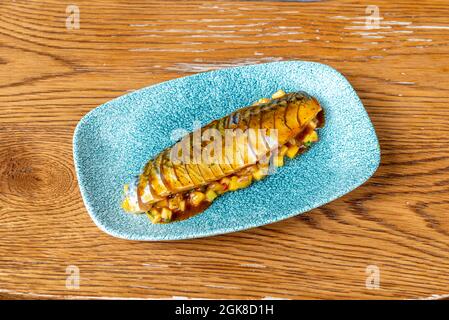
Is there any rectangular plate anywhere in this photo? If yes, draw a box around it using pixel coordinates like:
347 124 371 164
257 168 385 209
73 61 380 241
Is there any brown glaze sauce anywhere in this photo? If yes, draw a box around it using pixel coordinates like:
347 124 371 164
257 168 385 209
173 201 212 222
316 110 325 128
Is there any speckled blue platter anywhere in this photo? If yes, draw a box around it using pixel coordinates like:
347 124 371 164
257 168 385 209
73 61 380 241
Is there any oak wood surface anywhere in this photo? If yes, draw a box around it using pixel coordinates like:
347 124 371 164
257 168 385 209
0 0 448 299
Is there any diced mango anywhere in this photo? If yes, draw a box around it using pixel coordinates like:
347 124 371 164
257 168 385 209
148 214 161 224
220 177 230 185
122 197 140 213
168 197 179 210
310 131 318 142
179 200 186 212
190 191 206 206
121 198 130 211
229 175 253 191
147 208 162 223
304 131 318 144
252 168 266 181
237 175 252 189
161 207 173 220
272 89 286 99
206 189 218 202
209 182 225 193
273 155 284 167
253 98 270 106
280 145 288 157
286 145 300 159
228 176 240 191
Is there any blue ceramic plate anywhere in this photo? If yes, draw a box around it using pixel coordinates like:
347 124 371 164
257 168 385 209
73 61 380 241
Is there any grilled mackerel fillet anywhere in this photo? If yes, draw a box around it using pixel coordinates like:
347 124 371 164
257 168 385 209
122 90 324 223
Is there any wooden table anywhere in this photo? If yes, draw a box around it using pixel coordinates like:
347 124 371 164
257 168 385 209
1 0 448 300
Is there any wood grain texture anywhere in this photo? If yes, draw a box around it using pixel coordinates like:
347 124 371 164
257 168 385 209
1 0 448 300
